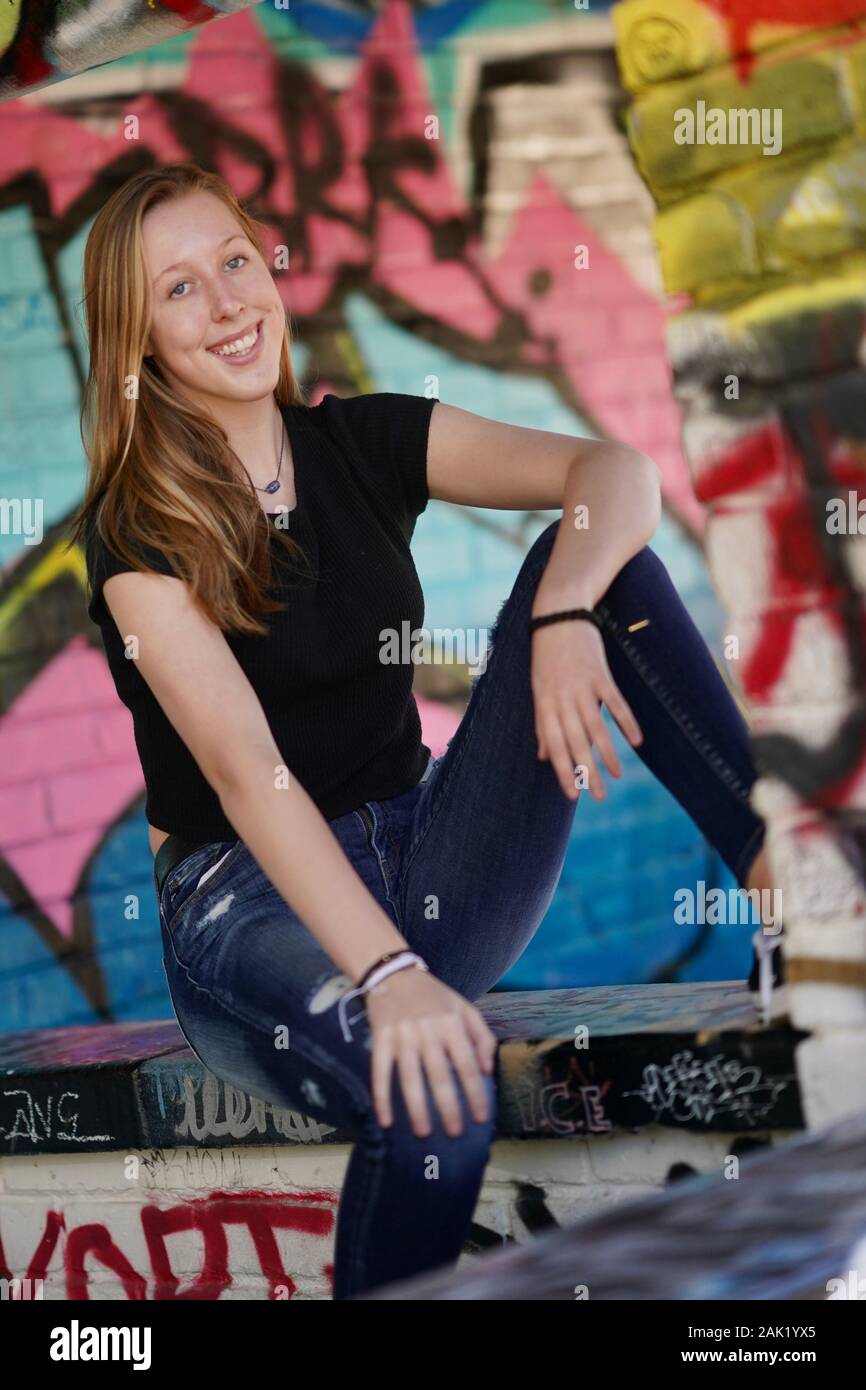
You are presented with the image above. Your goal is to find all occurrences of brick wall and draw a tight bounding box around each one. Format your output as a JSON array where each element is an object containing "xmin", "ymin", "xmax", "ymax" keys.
[
  {"xmin": 0, "ymin": 1126, "xmax": 787, "ymax": 1298},
  {"xmin": 0, "ymin": 0, "xmax": 752, "ymax": 1028},
  {"xmin": 613, "ymin": 0, "xmax": 866, "ymax": 1122}
]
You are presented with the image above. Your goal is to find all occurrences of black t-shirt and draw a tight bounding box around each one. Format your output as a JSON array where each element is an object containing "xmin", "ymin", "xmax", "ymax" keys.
[{"xmin": 84, "ymin": 391, "xmax": 439, "ymax": 840}]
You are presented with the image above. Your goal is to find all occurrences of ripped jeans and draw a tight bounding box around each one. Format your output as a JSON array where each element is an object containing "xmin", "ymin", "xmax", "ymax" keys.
[{"xmin": 154, "ymin": 520, "xmax": 767, "ymax": 1300}]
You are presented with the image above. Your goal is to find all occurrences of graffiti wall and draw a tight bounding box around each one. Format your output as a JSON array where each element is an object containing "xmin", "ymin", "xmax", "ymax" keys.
[
  {"xmin": 0, "ymin": 1, "xmax": 264, "ymax": 102},
  {"xmin": 0, "ymin": 1129, "xmax": 781, "ymax": 1300},
  {"xmin": 613, "ymin": 0, "xmax": 866, "ymax": 1121},
  {"xmin": 0, "ymin": 0, "xmax": 751, "ymax": 1032}
]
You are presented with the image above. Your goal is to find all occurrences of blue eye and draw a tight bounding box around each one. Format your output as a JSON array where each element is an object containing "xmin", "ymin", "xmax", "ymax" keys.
[
  {"xmin": 169, "ymin": 281, "xmax": 188, "ymax": 299},
  {"xmin": 226, "ymin": 255, "xmax": 247, "ymax": 270}
]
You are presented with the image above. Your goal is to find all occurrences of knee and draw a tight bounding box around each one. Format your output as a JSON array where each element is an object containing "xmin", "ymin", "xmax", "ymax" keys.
[
  {"xmin": 527, "ymin": 518, "xmax": 561, "ymax": 565},
  {"xmin": 507, "ymin": 519, "xmax": 561, "ymax": 606},
  {"xmin": 618, "ymin": 542, "xmax": 661, "ymax": 577},
  {"xmin": 426, "ymin": 1070, "xmax": 498, "ymax": 1179},
  {"xmin": 519, "ymin": 525, "xmax": 663, "ymax": 593},
  {"xmin": 597, "ymin": 543, "xmax": 666, "ymax": 612},
  {"xmin": 519, "ymin": 528, "xmax": 662, "ymax": 616},
  {"xmin": 367, "ymin": 1068, "xmax": 498, "ymax": 1172}
]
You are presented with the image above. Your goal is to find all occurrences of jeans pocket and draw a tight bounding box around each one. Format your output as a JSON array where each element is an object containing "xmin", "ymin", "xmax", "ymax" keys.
[{"xmin": 160, "ymin": 840, "xmax": 241, "ymax": 927}]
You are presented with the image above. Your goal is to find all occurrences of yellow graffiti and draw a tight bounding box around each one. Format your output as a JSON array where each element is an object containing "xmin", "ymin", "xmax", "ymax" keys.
[
  {"xmin": 0, "ymin": 0, "xmax": 23, "ymax": 63},
  {"xmin": 0, "ymin": 539, "xmax": 87, "ymax": 648},
  {"xmin": 628, "ymin": 32, "xmax": 864, "ymax": 205},
  {"xmin": 614, "ymin": 0, "xmax": 856, "ymax": 96},
  {"xmin": 654, "ymin": 135, "xmax": 866, "ymax": 301},
  {"xmin": 724, "ymin": 250, "xmax": 866, "ymax": 328},
  {"xmin": 614, "ymin": 0, "xmax": 716, "ymax": 93},
  {"xmin": 334, "ymin": 329, "xmax": 376, "ymax": 395}
]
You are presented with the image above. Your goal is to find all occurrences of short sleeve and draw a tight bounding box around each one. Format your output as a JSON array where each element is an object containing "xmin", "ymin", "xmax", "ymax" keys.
[
  {"xmin": 327, "ymin": 392, "xmax": 438, "ymax": 531},
  {"xmin": 84, "ymin": 512, "xmax": 178, "ymax": 627}
]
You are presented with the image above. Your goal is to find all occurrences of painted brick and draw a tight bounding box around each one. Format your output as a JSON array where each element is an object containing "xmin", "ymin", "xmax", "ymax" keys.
[
  {"xmin": 615, "ymin": 0, "xmax": 866, "ymax": 1125},
  {"xmin": 0, "ymin": 0, "xmax": 764, "ymax": 1051},
  {"xmin": 0, "ymin": 779, "xmax": 49, "ymax": 844},
  {"xmin": 0, "ymin": 713, "xmax": 103, "ymax": 783},
  {"xmin": 94, "ymin": 709, "xmax": 138, "ymax": 760},
  {"xmin": 46, "ymin": 765, "xmax": 140, "ymax": 833},
  {"xmin": 0, "ymin": 1125, "xmax": 792, "ymax": 1299}
]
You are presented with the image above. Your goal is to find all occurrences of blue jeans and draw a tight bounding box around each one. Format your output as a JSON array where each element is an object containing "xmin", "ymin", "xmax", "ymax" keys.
[{"xmin": 154, "ymin": 521, "xmax": 766, "ymax": 1299}]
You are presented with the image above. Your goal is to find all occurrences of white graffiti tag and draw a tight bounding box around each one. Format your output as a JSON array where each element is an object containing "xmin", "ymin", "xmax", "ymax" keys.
[{"xmin": 623, "ymin": 1051, "xmax": 788, "ymax": 1125}]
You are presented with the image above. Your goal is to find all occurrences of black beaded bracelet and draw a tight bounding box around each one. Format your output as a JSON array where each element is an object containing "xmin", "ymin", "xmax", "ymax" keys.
[{"xmin": 529, "ymin": 607, "xmax": 604, "ymax": 636}]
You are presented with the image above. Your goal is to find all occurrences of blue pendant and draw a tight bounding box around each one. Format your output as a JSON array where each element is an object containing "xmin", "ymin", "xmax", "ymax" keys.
[{"xmin": 264, "ymin": 480, "xmax": 280, "ymax": 494}]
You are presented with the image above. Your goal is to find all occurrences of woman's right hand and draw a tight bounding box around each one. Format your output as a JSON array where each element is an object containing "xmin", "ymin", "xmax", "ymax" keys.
[{"xmin": 363, "ymin": 966, "xmax": 497, "ymax": 1137}]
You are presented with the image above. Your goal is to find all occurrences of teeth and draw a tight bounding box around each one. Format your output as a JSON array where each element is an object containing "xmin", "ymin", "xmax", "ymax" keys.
[{"xmin": 211, "ymin": 324, "xmax": 259, "ymax": 356}]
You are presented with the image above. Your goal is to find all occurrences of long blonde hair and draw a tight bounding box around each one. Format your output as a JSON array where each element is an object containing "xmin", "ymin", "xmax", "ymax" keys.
[{"xmin": 67, "ymin": 162, "xmax": 311, "ymax": 636}]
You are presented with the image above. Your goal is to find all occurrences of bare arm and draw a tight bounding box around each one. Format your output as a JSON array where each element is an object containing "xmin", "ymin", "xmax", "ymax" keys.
[
  {"xmin": 103, "ymin": 567, "xmax": 407, "ymax": 982},
  {"xmin": 425, "ymin": 403, "xmax": 661, "ymax": 802},
  {"xmin": 427, "ymin": 402, "xmax": 661, "ymax": 603}
]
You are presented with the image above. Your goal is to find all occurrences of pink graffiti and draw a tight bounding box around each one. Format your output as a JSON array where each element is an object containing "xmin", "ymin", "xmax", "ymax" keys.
[
  {"xmin": 0, "ymin": 1, "xmax": 692, "ymax": 529},
  {"xmin": 0, "ymin": 644, "xmax": 457, "ymax": 945},
  {"xmin": 0, "ymin": 640, "xmax": 143, "ymax": 941}
]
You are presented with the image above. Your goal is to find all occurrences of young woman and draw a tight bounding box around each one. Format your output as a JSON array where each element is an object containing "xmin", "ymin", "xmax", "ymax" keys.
[{"xmin": 69, "ymin": 163, "xmax": 778, "ymax": 1300}]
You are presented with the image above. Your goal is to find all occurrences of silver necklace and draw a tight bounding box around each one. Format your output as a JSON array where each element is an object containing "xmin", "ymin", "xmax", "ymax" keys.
[{"xmin": 251, "ymin": 416, "xmax": 286, "ymax": 496}]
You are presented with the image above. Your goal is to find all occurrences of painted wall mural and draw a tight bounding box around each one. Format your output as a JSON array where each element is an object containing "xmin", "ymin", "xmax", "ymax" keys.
[
  {"xmin": 0, "ymin": 0, "xmax": 266, "ymax": 102},
  {"xmin": 0, "ymin": 0, "xmax": 753, "ymax": 1032},
  {"xmin": 613, "ymin": 0, "xmax": 866, "ymax": 1124}
]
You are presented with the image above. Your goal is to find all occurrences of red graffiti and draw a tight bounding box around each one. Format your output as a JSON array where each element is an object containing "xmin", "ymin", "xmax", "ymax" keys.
[
  {"xmin": 67, "ymin": 1224, "xmax": 148, "ymax": 1301},
  {"xmin": 700, "ymin": 418, "xmax": 866, "ymax": 808},
  {"xmin": 0, "ymin": 1189, "xmax": 337, "ymax": 1300},
  {"xmin": 700, "ymin": 0, "xmax": 866, "ymax": 78},
  {"xmin": 159, "ymin": 0, "xmax": 222, "ymax": 22}
]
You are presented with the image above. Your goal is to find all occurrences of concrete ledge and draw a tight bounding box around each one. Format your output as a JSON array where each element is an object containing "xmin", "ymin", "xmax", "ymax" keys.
[
  {"xmin": 0, "ymin": 985, "xmax": 810, "ymax": 1299},
  {"xmin": 0, "ymin": 983, "xmax": 805, "ymax": 1155}
]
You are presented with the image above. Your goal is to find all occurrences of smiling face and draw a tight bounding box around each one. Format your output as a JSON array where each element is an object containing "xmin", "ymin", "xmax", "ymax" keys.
[{"xmin": 141, "ymin": 189, "xmax": 285, "ymax": 409}]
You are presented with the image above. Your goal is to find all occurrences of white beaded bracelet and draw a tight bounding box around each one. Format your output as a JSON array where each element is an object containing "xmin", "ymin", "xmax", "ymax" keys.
[
  {"xmin": 364, "ymin": 953, "xmax": 429, "ymax": 992},
  {"xmin": 337, "ymin": 952, "xmax": 429, "ymax": 1042}
]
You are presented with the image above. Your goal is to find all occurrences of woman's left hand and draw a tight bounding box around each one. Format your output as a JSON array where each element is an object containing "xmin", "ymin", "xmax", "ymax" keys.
[{"xmin": 529, "ymin": 607, "xmax": 643, "ymax": 800}]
